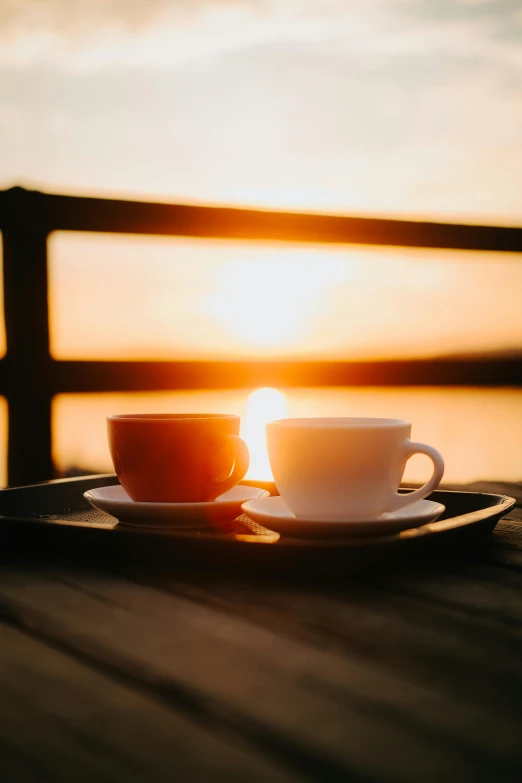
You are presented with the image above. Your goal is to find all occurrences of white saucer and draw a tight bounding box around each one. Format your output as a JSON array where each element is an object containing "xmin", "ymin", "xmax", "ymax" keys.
[
  {"xmin": 84, "ymin": 484, "xmax": 269, "ymax": 528},
  {"xmin": 241, "ymin": 496, "xmax": 446, "ymax": 538}
]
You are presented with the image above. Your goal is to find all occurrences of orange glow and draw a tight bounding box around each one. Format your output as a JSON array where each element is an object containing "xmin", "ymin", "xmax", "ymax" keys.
[
  {"xmin": 52, "ymin": 388, "xmax": 522, "ymax": 485},
  {"xmin": 206, "ymin": 252, "xmax": 352, "ymax": 353},
  {"xmin": 243, "ymin": 388, "xmax": 287, "ymax": 481},
  {"xmin": 2, "ymin": 3, "xmax": 522, "ymax": 490},
  {"xmin": 49, "ymin": 232, "xmax": 522, "ymax": 364}
]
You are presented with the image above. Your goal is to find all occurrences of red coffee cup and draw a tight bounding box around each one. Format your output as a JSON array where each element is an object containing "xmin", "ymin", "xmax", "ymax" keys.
[{"xmin": 107, "ymin": 413, "xmax": 250, "ymax": 503}]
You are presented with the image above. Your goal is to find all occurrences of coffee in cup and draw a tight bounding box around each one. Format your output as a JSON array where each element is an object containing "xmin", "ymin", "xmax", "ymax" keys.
[
  {"xmin": 266, "ymin": 417, "xmax": 444, "ymax": 521},
  {"xmin": 107, "ymin": 413, "xmax": 249, "ymax": 503}
]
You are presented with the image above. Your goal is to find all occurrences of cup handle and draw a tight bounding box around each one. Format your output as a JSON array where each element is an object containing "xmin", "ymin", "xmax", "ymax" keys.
[
  {"xmin": 387, "ymin": 441, "xmax": 444, "ymax": 512},
  {"xmin": 212, "ymin": 435, "xmax": 250, "ymax": 496}
]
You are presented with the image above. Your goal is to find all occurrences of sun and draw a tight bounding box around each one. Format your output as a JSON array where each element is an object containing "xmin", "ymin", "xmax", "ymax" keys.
[
  {"xmin": 208, "ymin": 257, "xmax": 306, "ymax": 351},
  {"xmin": 242, "ymin": 388, "xmax": 287, "ymax": 480},
  {"xmin": 206, "ymin": 250, "xmax": 351, "ymax": 355}
]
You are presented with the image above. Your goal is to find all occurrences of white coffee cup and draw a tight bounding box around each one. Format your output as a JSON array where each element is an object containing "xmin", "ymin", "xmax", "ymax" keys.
[{"xmin": 266, "ymin": 417, "xmax": 444, "ymax": 521}]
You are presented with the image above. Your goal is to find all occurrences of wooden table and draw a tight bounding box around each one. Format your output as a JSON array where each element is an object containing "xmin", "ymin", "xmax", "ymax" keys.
[{"xmin": 0, "ymin": 480, "xmax": 521, "ymax": 782}]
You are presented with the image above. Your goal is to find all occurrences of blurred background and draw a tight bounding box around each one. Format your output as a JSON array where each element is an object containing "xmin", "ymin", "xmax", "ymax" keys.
[{"xmin": 1, "ymin": 0, "xmax": 522, "ymax": 484}]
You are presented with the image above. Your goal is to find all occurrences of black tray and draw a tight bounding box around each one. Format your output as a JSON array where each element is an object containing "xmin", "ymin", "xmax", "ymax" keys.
[{"xmin": 0, "ymin": 474, "xmax": 516, "ymax": 574}]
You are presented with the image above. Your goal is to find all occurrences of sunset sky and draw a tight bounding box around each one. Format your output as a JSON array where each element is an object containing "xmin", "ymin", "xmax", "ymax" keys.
[
  {"xmin": 1, "ymin": 0, "xmax": 522, "ymax": 360},
  {"xmin": 1, "ymin": 1, "xmax": 522, "ymax": 483},
  {"xmin": 1, "ymin": 0, "xmax": 522, "ymax": 219}
]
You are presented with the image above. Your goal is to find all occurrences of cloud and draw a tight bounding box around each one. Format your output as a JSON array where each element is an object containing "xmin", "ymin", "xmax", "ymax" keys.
[
  {"xmin": 0, "ymin": 0, "xmax": 521, "ymax": 223},
  {"xmin": 0, "ymin": 0, "xmax": 265, "ymax": 67},
  {"xmin": 0, "ymin": 0, "xmax": 521, "ymax": 74},
  {"xmin": 0, "ymin": 0, "xmax": 237, "ymax": 31}
]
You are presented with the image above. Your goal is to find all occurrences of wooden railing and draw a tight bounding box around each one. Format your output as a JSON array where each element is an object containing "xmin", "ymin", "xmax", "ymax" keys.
[{"xmin": 1, "ymin": 185, "xmax": 522, "ymax": 485}]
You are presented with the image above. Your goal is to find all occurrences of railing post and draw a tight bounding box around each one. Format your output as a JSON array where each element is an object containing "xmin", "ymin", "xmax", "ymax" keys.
[{"xmin": 2, "ymin": 188, "xmax": 54, "ymax": 485}]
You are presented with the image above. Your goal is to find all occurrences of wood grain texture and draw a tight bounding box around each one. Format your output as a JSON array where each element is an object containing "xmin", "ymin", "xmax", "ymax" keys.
[
  {"xmin": 0, "ymin": 569, "xmax": 521, "ymax": 783},
  {"xmin": 126, "ymin": 564, "xmax": 522, "ymax": 715},
  {"xmin": 0, "ymin": 620, "xmax": 300, "ymax": 783}
]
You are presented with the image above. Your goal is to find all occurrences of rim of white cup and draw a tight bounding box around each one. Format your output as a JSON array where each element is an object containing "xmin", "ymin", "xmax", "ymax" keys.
[{"xmin": 267, "ymin": 417, "xmax": 411, "ymax": 428}]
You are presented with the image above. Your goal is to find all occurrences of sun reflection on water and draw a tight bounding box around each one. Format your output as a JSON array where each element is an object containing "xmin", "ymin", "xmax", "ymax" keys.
[{"xmin": 243, "ymin": 388, "xmax": 287, "ymax": 481}]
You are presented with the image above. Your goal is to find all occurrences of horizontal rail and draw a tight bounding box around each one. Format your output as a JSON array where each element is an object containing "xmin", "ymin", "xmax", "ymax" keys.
[
  {"xmin": 1, "ymin": 187, "xmax": 522, "ymax": 253},
  {"xmin": 0, "ymin": 358, "xmax": 519, "ymax": 394}
]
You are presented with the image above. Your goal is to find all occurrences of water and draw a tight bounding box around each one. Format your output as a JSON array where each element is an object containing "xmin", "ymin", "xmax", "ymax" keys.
[{"xmin": 50, "ymin": 387, "xmax": 522, "ymax": 485}]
